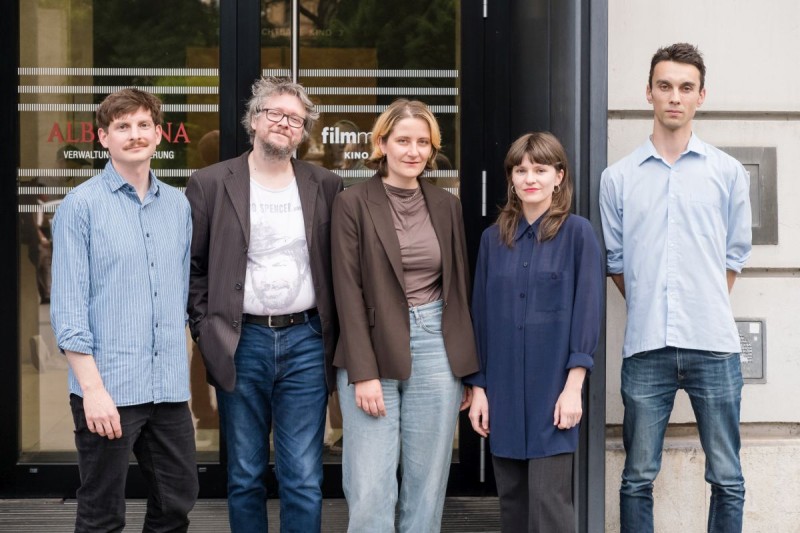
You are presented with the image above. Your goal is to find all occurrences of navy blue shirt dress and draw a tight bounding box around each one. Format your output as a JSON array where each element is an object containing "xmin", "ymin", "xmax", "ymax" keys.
[{"xmin": 465, "ymin": 214, "xmax": 604, "ymax": 459}]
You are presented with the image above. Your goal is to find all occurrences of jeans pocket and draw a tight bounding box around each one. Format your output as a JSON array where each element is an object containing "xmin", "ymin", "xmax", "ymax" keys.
[
  {"xmin": 306, "ymin": 314, "xmax": 323, "ymax": 337},
  {"xmin": 416, "ymin": 309, "xmax": 443, "ymax": 335}
]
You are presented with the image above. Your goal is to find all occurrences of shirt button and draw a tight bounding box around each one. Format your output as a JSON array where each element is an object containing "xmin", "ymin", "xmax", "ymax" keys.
[
  {"xmin": 242, "ymin": 246, "xmax": 248, "ymax": 253},
  {"xmin": 551, "ymin": 273, "xmax": 558, "ymax": 279},
  {"xmin": 523, "ymin": 262, "xmax": 528, "ymax": 267},
  {"xmin": 154, "ymin": 351, "xmax": 158, "ymax": 357},
  {"xmin": 146, "ymin": 233, "xmax": 150, "ymax": 237},
  {"xmin": 154, "ymin": 291, "xmax": 157, "ymax": 297},
  {"xmin": 520, "ymin": 293, "xmax": 525, "ymax": 298},
  {"xmin": 232, "ymin": 320, "xmax": 239, "ymax": 328},
  {"xmin": 150, "ymin": 262, "xmax": 154, "ymax": 267},
  {"xmin": 518, "ymin": 325, "xmax": 523, "ymax": 330},
  {"xmin": 235, "ymin": 283, "xmax": 243, "ymax": 290},
  {"xmin": 155, "ymin": 323, "xmax": 159, "ymax": 328}
]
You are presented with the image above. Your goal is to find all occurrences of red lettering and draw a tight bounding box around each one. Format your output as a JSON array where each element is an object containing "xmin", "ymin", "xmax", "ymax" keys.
[
  {"xmin": 46, "ymin": 121, "xmax": 190, "ymax": 144},
  {"xmin": 65, "ymin": 123, "xmax": 80, "ymax": 143},
  {"xmin": 172, "ymin": 122, "xmax": 190, "ymax": 143},
  {"xmin": 81, "ymin": 122, "xmax": 95, "ymax": 143},
  {"xmin": 47, "ymin": 123, "xmax": 65, "ymax": 143},
  {"xmin": 161, "ymin": 123, "xmax": 172, "ymax": 143}
]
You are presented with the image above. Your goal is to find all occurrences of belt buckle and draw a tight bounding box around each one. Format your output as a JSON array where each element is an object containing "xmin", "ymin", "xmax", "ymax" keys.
[{"xmin": 268, "ymin": 315, "xmax": 277, "ymax": 328}]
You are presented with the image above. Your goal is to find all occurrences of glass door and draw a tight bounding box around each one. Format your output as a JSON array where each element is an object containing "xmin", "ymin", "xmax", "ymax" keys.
[
  {"xmin": 7, "ymin": 0, "xmax": 485, "ymax": 497},
  {"xmin": 14, "ymin": 0, "xmax": 222, "ymax": 489},
  {"xmin": 265, "ymin": 0, "xmax": 482, "ymax": 494}
]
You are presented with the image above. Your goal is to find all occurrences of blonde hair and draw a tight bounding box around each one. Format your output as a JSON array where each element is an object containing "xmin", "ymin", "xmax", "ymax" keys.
[
  {"xmin": 497, "ymin": 132, "xmax": 573, "ymax": 246},
  {"xmin": 367, "ymin": 99, "xmax": 441, "ymax": 176}
]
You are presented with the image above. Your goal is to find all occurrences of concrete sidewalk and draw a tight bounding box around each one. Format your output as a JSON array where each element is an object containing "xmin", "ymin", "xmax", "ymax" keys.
[{"xmin": 0, "ymin": 497, "xmax": 501, "ymax": 532}]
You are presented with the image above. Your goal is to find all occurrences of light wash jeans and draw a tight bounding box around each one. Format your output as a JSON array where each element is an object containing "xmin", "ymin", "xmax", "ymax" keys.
[
  {"xmin": 620, "ymin": 346, "xmax": 745, "ymax": 533},
  {"xmin": 217, "ymin": 316, "xmax": 328, "ymax": 533},
  {"xmin": 337, "ymin": 300, "xmax": 462, "ymax": 533}
]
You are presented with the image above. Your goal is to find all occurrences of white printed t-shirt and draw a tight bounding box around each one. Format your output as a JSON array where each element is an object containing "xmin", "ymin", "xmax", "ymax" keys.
[{"xmin": 242, "ymin": 178, "xmax": 316, "ymax": 316}]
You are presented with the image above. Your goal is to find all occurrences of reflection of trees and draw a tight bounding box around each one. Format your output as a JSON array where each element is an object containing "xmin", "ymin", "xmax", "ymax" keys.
[
  {"xmin": 299, "ymin": 0, "xmax": 343, "ymax": 29},
  {"xmin": 309, "ymin": 0, "xmax": 456, "ymax": 70},
  {"xmin": 303, "ymin": 0, "xmax": 458, "ymax": 161},
  {"xmin": 94, "ymin": 0, "xmax": 218, "ymax": 72},
  {"xmin": 93, "ymin": 0, "xmax": 219, "ymax": 180}
]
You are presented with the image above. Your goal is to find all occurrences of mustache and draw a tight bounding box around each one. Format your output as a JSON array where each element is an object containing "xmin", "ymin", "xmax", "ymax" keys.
[{"xmin": 123, "ymin": 139, "xmax": 151, "ymax": 150}]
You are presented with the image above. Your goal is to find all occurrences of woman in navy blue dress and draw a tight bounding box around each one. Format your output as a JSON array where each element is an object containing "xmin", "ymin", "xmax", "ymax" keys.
[{"xmin": 466, "ymin": 132, "xmax": 603, "ymax": 533}]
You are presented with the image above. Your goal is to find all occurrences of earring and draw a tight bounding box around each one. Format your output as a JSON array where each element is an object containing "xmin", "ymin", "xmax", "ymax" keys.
[{"xmin": 554, "ymin": 184, "xmax": 561, "ymax": 193}]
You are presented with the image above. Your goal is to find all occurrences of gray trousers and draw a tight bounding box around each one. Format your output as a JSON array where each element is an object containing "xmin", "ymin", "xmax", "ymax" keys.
[{"xmin": 492, "ymin": 453, "xmax": 575, "ymax": 533}]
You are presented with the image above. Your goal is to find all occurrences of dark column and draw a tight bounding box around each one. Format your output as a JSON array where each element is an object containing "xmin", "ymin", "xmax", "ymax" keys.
[
  {"xmin": 220, "ymin": 0, "xmax": 261, "ymax": 160},
  {"xmin": 0, "ymin": 0, "xmax": 21, "ymax": 489},
  {"xmin": 481, "ymin": 1, "xmax": 608, "ymax": 531}
]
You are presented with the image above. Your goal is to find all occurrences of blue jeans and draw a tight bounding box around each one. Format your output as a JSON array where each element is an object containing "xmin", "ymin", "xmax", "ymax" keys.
[
  {"xmin": 337, "ymin": 300, "xmax": 462, "ymax": 533},
  {"xmin": 217, "ymin": 316, "xmax": 327, "ymax": 533},
  {"xmin": 620, "ymin": 347, "xmax": 745, "ymax": 533}
]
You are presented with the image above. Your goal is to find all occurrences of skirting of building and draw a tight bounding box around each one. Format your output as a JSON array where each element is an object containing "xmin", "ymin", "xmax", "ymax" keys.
[{"xmin": 605, "ymin": 424, "xmax": 800, "ymax": 532}]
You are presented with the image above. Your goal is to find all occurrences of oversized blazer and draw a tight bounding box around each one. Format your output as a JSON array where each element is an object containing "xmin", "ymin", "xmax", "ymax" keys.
[
  {"xmin": 331, "ymin": 174, "xmax": 479, "ymax": 383},
  {"xmin": 186, "ymin": 151, "xmax": 343, "ymax": 392}
]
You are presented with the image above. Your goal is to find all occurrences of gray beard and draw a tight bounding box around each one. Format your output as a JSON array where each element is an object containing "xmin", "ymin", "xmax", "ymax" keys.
[{"xmin": 257, "ymin": 137, "xmax": 295, "ymax": 160}]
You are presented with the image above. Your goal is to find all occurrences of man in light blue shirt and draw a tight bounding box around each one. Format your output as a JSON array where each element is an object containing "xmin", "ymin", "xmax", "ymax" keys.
[
  {"xmin": 51, "ymin": 89, "xmax": 197, "ymax": 532},
  {"xmin": 600, "ymin": 43, "xmax": 751, "ymax": 533}
]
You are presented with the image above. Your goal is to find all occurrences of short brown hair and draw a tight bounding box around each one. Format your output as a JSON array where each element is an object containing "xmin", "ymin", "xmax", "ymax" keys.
[
  {"xmin": 367, "ymin": 99, "xmax": 441, "ymax": 177},
  {"xmin": 649, "ymin": 43, "xmax": 706, "ymax": 90},
  {"xmin": 496, "ymin": 132, "xmax": 573, "ymax": 246},
  {"xmin": 96, "ymin": 88, "xmax": 163, "ymax": 131}
]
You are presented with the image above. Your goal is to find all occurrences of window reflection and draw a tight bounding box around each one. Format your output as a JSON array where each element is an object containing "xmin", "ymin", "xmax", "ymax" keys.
[{"xmin": 18, "ymin": 0, "xmax": 220, "ymax": 462}]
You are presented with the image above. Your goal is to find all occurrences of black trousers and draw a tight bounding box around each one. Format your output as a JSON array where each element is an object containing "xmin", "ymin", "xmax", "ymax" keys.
[
  {"xmin": 492, "ymin": 453, "xmax": 575, "ymax": 533},
  {"xmin": 70, "ymin": 395, "xmax": 199, "ymax": 533}
]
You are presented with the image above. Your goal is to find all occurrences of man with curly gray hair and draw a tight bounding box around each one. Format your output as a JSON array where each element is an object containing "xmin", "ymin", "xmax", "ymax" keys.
[{"xmin": 187, "ymin": 77, "xmax": 342, "ymax": 532}]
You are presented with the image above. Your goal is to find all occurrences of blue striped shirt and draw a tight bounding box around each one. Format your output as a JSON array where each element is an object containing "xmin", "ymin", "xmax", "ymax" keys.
[
  {"xmin": 51, "ymin": 162, "xmax": 192, "ymax": 406},
  {"xmin": 600, "ymin": 134, "xmax": 752, "ymax": 358}
]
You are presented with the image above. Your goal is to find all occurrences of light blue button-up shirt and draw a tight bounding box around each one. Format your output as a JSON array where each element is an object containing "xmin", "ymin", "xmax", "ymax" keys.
[
  {"xmin": 600, "ymin": 134, "xmax": 752, "ymax": 357},
  {"xmin": 51, "ymin": 162, "xmax": 192, "ymax": 406}
]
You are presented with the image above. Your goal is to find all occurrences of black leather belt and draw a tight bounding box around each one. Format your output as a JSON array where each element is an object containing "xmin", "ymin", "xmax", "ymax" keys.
[{"xmin": 243, "ymin": 308, "xmax": 318, "ymax": 328}]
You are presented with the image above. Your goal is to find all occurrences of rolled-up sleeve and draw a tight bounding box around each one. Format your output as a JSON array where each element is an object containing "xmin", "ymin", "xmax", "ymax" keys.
[
  {"xmin": 726, "ymin": 162, "xmax": 752, "ymax": 273},
  {"xmin": 599, "ymin": 168, "xmax": 624, "ymax": 274},
  {"xmin": 50, "ymin": 194, "xmax": 94, "ymax": 355}
]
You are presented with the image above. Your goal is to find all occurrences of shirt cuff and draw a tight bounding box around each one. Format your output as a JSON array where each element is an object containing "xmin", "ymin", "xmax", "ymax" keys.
[
  {"xmin": 726, "ymin": 259, "xmax": 746, "ymax": 273},
  {"xmin": 566, "ymin": 352, "xmax": 594, "ymax": 372},
  {"xmin": 57, "ymin": 332, "xmax": 94, "ymax": 356},
  {"xmin": 463, "ymin": 371, "xmax": 486, "ymax": 389}
]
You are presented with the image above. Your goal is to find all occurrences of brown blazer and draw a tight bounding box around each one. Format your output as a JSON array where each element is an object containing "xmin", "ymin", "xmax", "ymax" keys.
[
  {"xmin": 186, "ymin": 152, "xmax": 343, "ymax": 392},
  {"xmin": 331, "ymin": 174, "xmax": 479, "ymax": 383}
]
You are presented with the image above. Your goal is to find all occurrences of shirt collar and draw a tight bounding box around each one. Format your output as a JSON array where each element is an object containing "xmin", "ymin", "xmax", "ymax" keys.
[
  {"xmin": 513, "ymin": 214, "xmax": 544, "ymax": 242},
  {"xmin": 102, "ymin": 161, "xmax": 160, "ymax": 197},
  {"xmin": 636, "ymin": 132, "xmax": 707, "ymax": 166}
]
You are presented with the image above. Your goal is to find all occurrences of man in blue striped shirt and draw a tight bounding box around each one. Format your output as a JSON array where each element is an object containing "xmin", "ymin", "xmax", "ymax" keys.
[{"xmin": 51, "ymin": 88, "xmax": 198, "ymax": 532}]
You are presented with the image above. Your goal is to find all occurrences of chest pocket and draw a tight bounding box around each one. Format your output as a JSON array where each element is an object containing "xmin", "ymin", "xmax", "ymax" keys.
[{"xmin": 534, "ymin": 271, "xmax": 568, "ymax": 312}]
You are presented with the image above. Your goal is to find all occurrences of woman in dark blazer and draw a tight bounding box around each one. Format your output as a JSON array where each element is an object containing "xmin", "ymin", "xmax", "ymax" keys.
[{"xmin": 331, "ymin": 99, "xmax": 478, "ymax": 533}]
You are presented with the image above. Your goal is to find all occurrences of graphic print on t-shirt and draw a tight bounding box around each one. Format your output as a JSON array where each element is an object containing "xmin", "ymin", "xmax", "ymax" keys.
[{"xmin": 243, "ymin": 179, "xmax": 315, "ymax": 315}]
